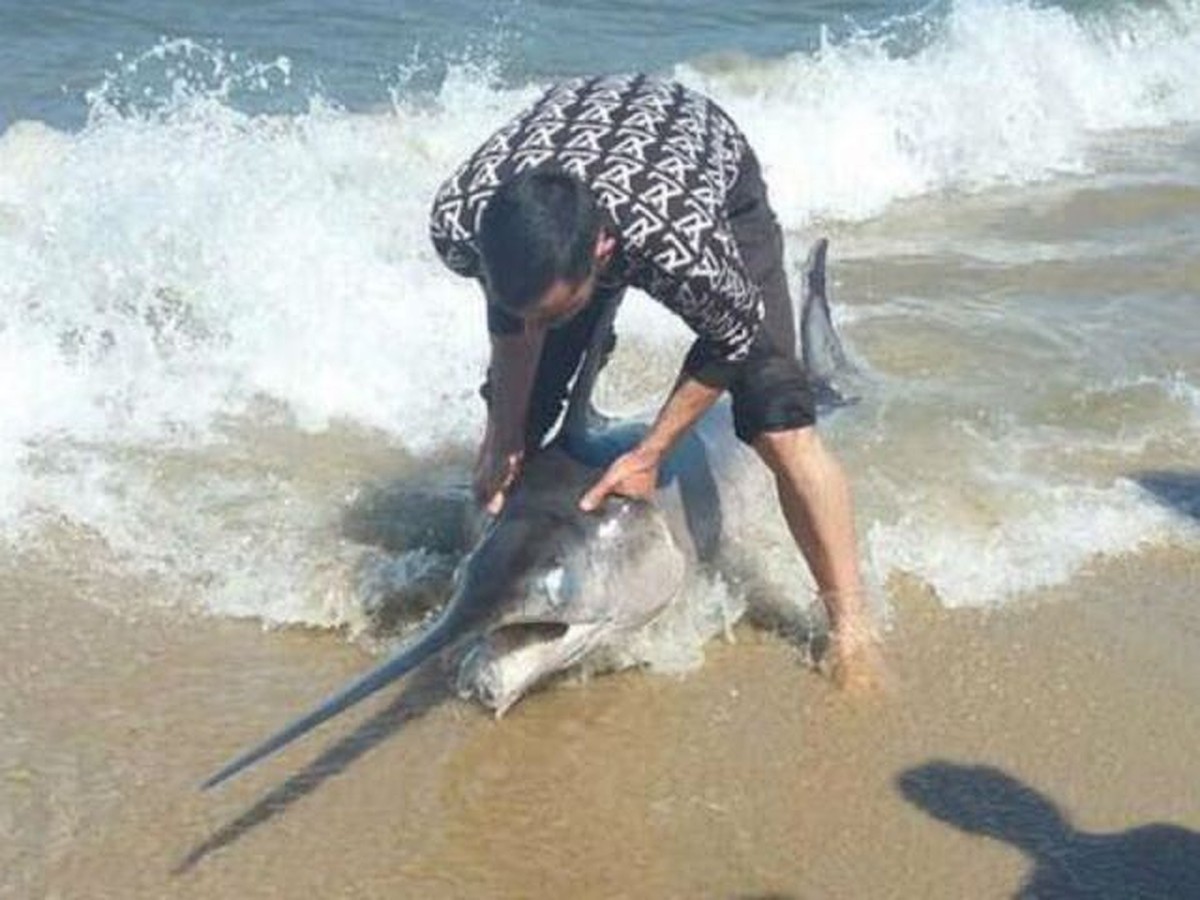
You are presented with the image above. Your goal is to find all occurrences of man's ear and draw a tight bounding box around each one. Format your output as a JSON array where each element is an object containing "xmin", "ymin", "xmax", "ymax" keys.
[{"xmin": 594, "ymin": 229, "xmax": 617, "ymax": 265}]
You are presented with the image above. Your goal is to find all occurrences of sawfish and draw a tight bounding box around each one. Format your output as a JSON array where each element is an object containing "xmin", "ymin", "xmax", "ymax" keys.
[{"xmin": 202, "ymin": 238, "xmax": 851, "ymax": 789}]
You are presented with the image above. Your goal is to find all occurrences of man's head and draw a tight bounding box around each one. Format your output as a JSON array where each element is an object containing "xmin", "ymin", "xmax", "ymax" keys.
[{"xmin": 480, "ymin": 168, "xmax": 616, "ymax": 330}]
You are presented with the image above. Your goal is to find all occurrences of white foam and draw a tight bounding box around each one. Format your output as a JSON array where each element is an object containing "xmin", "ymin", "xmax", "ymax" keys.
[
  {"xmin": 680, "ymin": 0, "xmax": 1200, "ymax": 226},
  {"xmin": 1167, "ymin": 370, "xmax": 1200, "ymax": 419},
  {"xmin": 866, "ymin": 476, "xmax": 1194, "ymax": 608},
  {"xmin": 598, "ymin": 572, "xmax": 750, "ymax": 676}
]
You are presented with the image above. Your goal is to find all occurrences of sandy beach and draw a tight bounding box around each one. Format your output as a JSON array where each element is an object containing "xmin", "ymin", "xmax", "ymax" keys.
[{"xmin": 4, "ymin": 540, "xmax": 1197, "ymax": 900}]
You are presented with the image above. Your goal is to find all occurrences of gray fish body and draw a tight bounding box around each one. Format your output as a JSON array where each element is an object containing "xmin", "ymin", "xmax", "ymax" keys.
[
  {"xmin": 457, "ymin": 400, "xmax": 763, "ymax": 715},
  {"xmin": 202, "ymin": 239, "xmax": 846, "ymax": 789}
]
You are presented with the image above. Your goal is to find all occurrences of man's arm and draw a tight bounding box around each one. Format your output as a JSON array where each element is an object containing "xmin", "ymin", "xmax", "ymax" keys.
[
  {"xmin": 579, "ymin": 372, "xmax": 722, "ymax": 511},
  {"xmin": 476, "ymin": 326, "xmax": 545, "ymax": 513}
]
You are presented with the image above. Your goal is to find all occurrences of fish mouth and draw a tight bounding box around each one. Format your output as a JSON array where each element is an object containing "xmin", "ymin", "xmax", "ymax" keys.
[{"xmin": 456, "ymin": 620, "xmax": 607, "ymax": 717}]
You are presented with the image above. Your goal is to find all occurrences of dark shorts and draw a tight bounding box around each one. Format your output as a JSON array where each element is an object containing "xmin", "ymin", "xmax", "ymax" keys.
[{"xmin": 485, "ymin": 152, "xmax": 815, "ymax": 449}]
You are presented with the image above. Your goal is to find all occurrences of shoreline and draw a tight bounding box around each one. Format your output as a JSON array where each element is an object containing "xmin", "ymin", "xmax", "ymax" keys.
[{"xmin": 3, "ymin": 541, "xmax": 1199, "ymax": 898}]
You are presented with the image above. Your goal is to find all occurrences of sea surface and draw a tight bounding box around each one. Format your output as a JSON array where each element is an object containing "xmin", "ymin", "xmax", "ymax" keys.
[{"xmin": 3, "ymin": 0, "xmax": 1197, "ymax": 631}]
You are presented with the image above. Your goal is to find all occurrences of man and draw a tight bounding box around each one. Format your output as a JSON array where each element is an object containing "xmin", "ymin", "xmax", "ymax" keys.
[{"xmin": 430, "ymin": 74, "xmax": 884, "ymax": 691}]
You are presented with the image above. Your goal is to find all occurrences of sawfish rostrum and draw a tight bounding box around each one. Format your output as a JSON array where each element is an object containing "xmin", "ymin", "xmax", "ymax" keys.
[{"xmin": 202, "ymin": 238, "xmax": 849, "ymax": 789}]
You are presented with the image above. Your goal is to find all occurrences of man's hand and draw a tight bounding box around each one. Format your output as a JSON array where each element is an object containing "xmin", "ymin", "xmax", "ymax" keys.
[
  {"xmin": 579, "ymin": 445, "xmax": 660, "ymax": 511},
  {"xmin": 578, "ymin": 374, "xmax": 720, "ymax": 514},
  {"xmin": 474, "ymin": 327, "xmax": 544, "ymax": 514},
  {"xmin": 474, "ymin": 439, "xmax": 524, "ymax": 515}
]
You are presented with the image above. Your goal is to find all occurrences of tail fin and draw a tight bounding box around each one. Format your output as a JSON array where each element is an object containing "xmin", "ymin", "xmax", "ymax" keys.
[{"xmin": 799, "ymin": 238, "xmax": 857, "ymax": 408}]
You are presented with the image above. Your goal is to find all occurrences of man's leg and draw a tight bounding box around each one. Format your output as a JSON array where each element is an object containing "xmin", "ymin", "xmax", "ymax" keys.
[
  {"xmin": 751, "ymin": 426, "xmax": 864, "ymax": 621},
  {"xmin": 726, "ymin": 339, "xmax": 882, "ymax": 688},
  {"xmin": 726, "ymin": 152, "xmax": 884, "ymax": 690},
  {"xmin": 752, "ymin": 426, "xmax": 885, "ymax": 692},
  {"xmin": 726, "ymin": 151, "xmax": 857, "ymax": 600}
]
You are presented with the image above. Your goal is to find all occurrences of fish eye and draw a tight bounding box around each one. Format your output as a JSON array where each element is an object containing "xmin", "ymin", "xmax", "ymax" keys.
[
  {"xmin": 593, "ymin": 497, "xmax": 648, "ymax": 540},
  {"xmin": 532, "ymin": 564, "xmax": 580, "ymax": 608}
]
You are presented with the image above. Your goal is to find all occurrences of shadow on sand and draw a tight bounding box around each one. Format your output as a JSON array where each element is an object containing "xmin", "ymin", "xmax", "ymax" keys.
[
  {"xmin": 174, "ymin": 662, "xmax": 450, "ymax": 876},
  {"xmin": 899, "ymin": 760, "xmax": 1200, "ymax": 898},
  {"xmin": 1131, "ymin": 470, "xmax": 1200, "ymax": 524}
]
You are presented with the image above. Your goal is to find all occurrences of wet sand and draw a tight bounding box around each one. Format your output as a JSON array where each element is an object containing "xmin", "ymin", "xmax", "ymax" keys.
[{"xmin": 3, "ymin": 543, "xmax": 1199, "ymax": 899}]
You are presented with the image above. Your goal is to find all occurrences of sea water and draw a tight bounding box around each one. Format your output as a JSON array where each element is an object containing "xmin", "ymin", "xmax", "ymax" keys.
[{"xmin": 1, "ymin": 0, "xmax": 1197, "ymax": 651}]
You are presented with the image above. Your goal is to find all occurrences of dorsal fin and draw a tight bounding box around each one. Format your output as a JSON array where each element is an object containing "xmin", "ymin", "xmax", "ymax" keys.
[{"xmin": 799, "ymin": 238, "xmax": 857, "ymax": 407}]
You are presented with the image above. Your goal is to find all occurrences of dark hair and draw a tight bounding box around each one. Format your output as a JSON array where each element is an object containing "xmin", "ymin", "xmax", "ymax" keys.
[{"xmin": 479, "ymin": 167, "xmax": 602, "ymax": 315}]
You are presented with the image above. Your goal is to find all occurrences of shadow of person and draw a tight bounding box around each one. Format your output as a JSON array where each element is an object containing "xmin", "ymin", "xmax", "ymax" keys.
[
  {"xmin": 898, "ymin": 761, "xmax": 1200, "ymax": 898},
  {"xmin": 1131, "ymin": 471, "xmax": 1200, "ymax": 524},
  {"xmin": 174, "ymin": 660, "xmax": 451, "ymax": 876}
]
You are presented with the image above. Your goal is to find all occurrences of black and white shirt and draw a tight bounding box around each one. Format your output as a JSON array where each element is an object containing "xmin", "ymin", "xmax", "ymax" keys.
[{"xmin": 428, "ymin": 74, "xmax": 764, "ymax": 365}]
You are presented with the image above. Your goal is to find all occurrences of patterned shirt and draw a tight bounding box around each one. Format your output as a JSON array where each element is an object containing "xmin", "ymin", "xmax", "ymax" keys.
[{"xmin": 428, "ymin": 74, "xmax": 764, "ymax": 365}]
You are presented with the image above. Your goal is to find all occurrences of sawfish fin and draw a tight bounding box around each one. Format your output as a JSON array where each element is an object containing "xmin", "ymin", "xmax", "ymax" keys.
[
  {"xmin": 201, "ymin": 601, "xmax": 469, "ymax": 790},
  {"xmin": 799, "ymin": 238, "xmax": 858, "ymax": 409}
]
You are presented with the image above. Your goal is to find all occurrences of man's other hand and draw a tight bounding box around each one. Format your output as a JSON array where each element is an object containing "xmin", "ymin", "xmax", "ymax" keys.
[
  {"xmin": 474, "ymin": 440, "xmax": 524, "ymax": 515},
  {"xmin": 579, "ymin": 445, "xmax": 660, "ymax": 511}
]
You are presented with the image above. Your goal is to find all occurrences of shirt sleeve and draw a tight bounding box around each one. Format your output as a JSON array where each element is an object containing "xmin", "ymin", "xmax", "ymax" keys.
[
  {"xmin": 429, "ymin": 177, "xmax": 523, "ymax": 335},
  {"xmin": 428, "ymin": 175, "xmax": 483, "ymax": 279},
  {"xmin": 638, "ymin": 225, "xmax": 765, "ymax": 389},
  {"xmin": 676, "ymin": 280, "xmax": 764, "ymax": 388}
]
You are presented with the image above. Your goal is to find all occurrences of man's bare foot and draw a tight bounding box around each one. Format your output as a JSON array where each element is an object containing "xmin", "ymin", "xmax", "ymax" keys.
[{"xmin": 825, "ymin": 618, "xmax": 893, "ymax": 696}]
